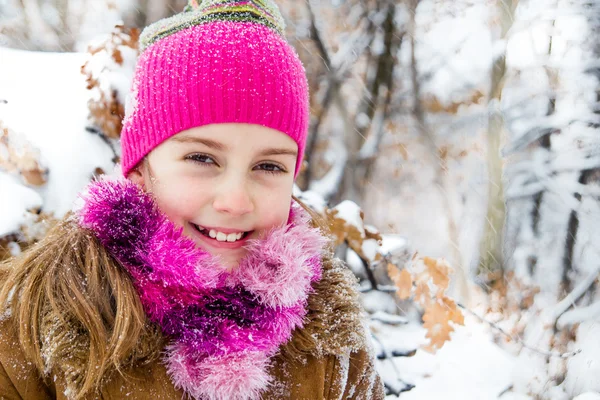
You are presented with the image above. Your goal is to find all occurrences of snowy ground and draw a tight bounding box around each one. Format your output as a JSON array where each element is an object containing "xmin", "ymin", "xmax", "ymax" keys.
[{"xmin": 380, "ymin": 318, "xmax": 515, "ymax": 400}]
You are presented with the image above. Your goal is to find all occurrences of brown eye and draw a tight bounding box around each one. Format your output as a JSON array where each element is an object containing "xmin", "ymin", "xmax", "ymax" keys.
[
  {"xmin": 254, "ymin": 163, "xmax": 285, "ymax": 174},
  {"xmin": 185, "ymin": 154, "xmax": 217, "ymax": 166}
]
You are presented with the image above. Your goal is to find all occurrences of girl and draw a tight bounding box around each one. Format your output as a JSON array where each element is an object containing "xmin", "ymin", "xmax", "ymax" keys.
[{"xmin": 0, "ymin": 1, "xmax": 384, "ymax": 399}]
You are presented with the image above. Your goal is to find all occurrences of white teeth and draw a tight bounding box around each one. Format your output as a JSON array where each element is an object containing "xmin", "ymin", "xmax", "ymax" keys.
[{"xmin": 201, "ymin": 227, "xmax": 245, "ymax": 242}]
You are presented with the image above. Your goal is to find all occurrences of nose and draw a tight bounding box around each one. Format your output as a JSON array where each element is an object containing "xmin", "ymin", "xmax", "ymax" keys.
[{"xmin": 212, "ymin": 174, "xmax": 255, "ymax": 216}]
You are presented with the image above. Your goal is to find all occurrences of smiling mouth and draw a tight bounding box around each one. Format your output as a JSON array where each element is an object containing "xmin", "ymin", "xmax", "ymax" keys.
[{"xmin": 191, "ymin": 224, "xmax": 252, "ymax": 243}]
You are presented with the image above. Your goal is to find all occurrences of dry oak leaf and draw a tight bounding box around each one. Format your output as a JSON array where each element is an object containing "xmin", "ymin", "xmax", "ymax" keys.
[
  {"xmin": 325, "ymin": 208, "xmax": 367, "ymax": 259},
  {"xmin": 423, "ymin": 256, "xmax": 450, "ymax": 291},
  {"xmin": 422, "ymin": 301, "xmax": 456, "ymax": 352},
  {"xmin": 414, "ymin": 281, "xmax": 431, "ymax": 307},
  {"xmin": 325, "ymin": 208, "xmax": 348, "ymax": 246},
  {"xmin": 388, "ymin": 263, "xmax": 412, "ymax": 300},
  {"xmin": 441, "ymin": 297, "xmax": 465, "ymax": 326}
]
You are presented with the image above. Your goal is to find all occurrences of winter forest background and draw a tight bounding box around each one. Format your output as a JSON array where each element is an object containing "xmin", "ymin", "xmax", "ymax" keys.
[{"xmin": 1, "ymin": 0, "xmax": 600, "ymax": 398}]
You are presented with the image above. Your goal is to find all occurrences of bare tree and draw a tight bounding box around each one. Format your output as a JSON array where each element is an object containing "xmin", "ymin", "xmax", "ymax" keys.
[
  {"xmin": 300, "ymin": 0, "xmax": 402, "ymax": 207},
  {"xmin": 502, "ymin": 0, "xmax": 600, "ymax": 393},
  {"xmin": 478, "ymin": 0, "xmax": 518, "ymax": 274}
]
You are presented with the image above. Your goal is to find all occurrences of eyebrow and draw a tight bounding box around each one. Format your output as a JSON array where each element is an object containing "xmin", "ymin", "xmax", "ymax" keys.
[
  {"xmin": 171, "ymin": 135, "xmax": 297, "ymax": 157},
  {"xmin": 171, "ymin": 136, "xmax": 227, "ymax": 151},
  {"xmin": 257, "ymin": 148, "xmax": 298, "ymax": 157}
]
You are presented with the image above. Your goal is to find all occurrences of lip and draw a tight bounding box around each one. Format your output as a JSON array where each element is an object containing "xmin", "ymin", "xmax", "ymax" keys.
[
  {"xmin": 197, "ymin": 225, "xmax": 248, "ymax": 235},
  {"xmin": 189, "ymin": 223, "xmax": 253, "ymax": 250}
]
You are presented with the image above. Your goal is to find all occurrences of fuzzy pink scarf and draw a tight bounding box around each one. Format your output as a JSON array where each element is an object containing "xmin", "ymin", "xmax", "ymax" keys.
[{"xmin": 77, "ymin": 179, "xmax": 327, "ymax": 400}]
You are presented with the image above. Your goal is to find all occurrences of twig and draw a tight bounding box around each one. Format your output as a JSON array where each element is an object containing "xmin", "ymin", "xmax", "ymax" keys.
[
  {"xmin": 356, "ymin": 246, "xmax": 380, "ymax": 291},
  {"xmin": 558, "ymin": 301, "xmax": 600, "ymax": 328},
  {"xmin": 371, "ymin": 333, "xmax": 415, "ymax": 396},
  {"xmin": 553, "ymin": 265, "xmax": 600, "ymax": 324},
  {"xmin": 458, "ymin": 303, "xmax": 582, "ymax": 359},
  {"xmin": 359, "ymin": 285, "xmax": 397, "ymax": 294},
  {"xmin": 306, "ymin": 1, "xmax": 331, "ymax": 70},
  {"xmin": 498, "ymin": 385, "xmax": 514, "ymax": 397},
  {"xmin": 302, "ymin": 0, "xmax": 335, "ymax": 186},
  {"xmin": 85, "ymin": 126, "xmax": 119, "ymax": 164}
]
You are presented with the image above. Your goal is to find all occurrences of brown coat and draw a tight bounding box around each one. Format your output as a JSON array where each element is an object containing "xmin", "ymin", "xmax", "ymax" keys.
[{"xmin": 0, "ymin": 254, "xmax": 384, "ymax": 399}]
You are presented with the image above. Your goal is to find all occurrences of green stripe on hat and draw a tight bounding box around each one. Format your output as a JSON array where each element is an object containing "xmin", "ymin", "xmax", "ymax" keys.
[{"xmin": 140, "ymin": 0, "xmax": 286, "ymax": 53}]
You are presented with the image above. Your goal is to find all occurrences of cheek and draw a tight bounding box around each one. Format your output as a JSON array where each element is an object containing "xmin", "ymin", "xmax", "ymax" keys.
[
  {"xmin": 253, "ymin": 190, "xmax": 292, "ymax": 231},
  {"xmin": 149, "ymin": 177, "xmax": 210, "ymax": 223}
]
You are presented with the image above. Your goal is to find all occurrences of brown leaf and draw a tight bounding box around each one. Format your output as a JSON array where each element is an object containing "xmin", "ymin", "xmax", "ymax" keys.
[
  {"xmin": 364, "ymin": 225, "xmax": 382, "ymax": 243},
  {"xmin": 422, "ymin": 301, "xmax": 455, "ymax": 352},
  {"xmin": 387, "ymin": 263, "xmax": 412, "ymax": 300},
  {"xmin": 82, "ymin": 25, "xmax": 140, "ymax": 140},
  {"xmin": 442, "ymin": 297, "xmax": 465, "ymax": 326},
  {"xmin": 414, "ymin": 281, "xmax": 431, "ymax": 307},
  {"xmin": 396, "ymin": 268, "xmax": 413, "ymax": 300},
  {"xmin": 93, "ymin": 167, "xmax": 105, "ymax": 177},
  {"xmin": 325, "ymin": 208, "xmax": 347, "ymax": 246},
  {"xmin": 21, "ymin": 169, "xmax": 46, "ymax": 186},
  {"xmin": 423, "ymin": 257, "xmax": 450, "ymax": 291},
  {"xmin": 325, "ymin": 206, "xmax": 368, "ymax": 260},
  {"xmin": 422, "ymin": 90, "xmax": 485, "ymax": 114}
]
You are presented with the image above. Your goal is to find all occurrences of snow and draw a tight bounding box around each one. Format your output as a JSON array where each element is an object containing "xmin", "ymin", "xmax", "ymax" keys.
[
  {"xmin": 370, "ymin": 311, "xmax": 408, "ymax": 325},
  {"xmin": 292, "ymin": 186, "xmax": 328, "ymax": 214},
  {"xmin": 361, "ymin": 291, "xmax": 398, "ymax": 315},
  {"xmin": 84, "ymin": 40, "xmax": 137, "ymax": 115},
  {"xmin": 405, "ymin": 0, "xmax": 492, "ymax": 106},
  {"xmin": 376, "ymin": 317, "xmax": 515, "ymax": 400},
  {"xmin": 563, "ymin": 322, "xmax": 600, "ymax": 395},
  {"xmin": 346, "ymin": 248, "xmax": 367, "ymax": 279},
  {"xmin": 0, "ymin": 172, "xmax": 42, "ymax": 236},
  {"xmin": 0, "ymin": 46, "xmax": 115, "ymax": 219},
  {"xmin": 379, "ymin": 234, "xmax": 408, "ymax": 256},
  {"xmin": 333, "ymin": 200, "xmax": 364, "ymax": 235},
  {"xmin": 308, "ymin": 142, "xmax": 348, "ymax": 200},
  {"xmin": 573, "ymin": 394, "xmax": 600, "ymax": 400},
  {"xmin": 362, "ymin": 238, "xmax": 379, "ymax": 263}
]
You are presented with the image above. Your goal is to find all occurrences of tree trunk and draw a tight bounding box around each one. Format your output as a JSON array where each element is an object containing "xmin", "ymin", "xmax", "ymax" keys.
[{"xmin": 477, "ymin": 0, "xmax": 517, "ymax": 274}]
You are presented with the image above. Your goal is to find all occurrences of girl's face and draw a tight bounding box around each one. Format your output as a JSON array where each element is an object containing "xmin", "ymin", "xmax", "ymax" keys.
[{"xmin": 128, "ymin": 123, "xmax": 297, "ymax": 269}]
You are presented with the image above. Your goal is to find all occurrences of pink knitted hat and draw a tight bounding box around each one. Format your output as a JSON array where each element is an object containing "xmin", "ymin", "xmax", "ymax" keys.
[{"xmin": 121, "ymin": 0, "xmax": 309, "ymax": 177}]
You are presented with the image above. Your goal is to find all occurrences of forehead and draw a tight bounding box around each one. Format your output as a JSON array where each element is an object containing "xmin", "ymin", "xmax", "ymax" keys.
[{"xmin": 168, "ymin": 123, "xmax": 298, "ymax": 153}]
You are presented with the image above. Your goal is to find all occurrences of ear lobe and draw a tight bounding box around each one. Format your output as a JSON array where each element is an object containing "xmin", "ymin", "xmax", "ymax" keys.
[{"xmin": 127, "ymin": 167, "xmax": 146, "ymax": 189}]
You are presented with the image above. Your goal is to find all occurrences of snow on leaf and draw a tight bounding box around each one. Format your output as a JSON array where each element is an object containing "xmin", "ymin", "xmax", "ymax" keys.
[
  {"xmin": 326, "ymin": 200, "xmax": 384, "ymax": 263},
  {"xmin": 0, "ymin": 122, "xmax": 48, "ymax": 186},
  {"xmin": 414, "ymin": 281, "xmax": 431, "ymax": 307},
  {"xmin": 423, "ymin": 256, "xmax": 450, "ymax": 291},
  {"xmin": 81, "ymin": 24, "xmax": 140, "ymax": 140},
  {"xmin": 442, "ymin": 297, "xmax": 465, "ymax": 326}
]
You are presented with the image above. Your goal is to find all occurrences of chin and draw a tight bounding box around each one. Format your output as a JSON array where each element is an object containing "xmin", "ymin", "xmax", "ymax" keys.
[
  {"xmin": 219, "ymin": 253, "xmax": 244, "ymax": 269},
  {"xmin": 200, "ymin": 243, "xmax": 245, "ymax": 269}
]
